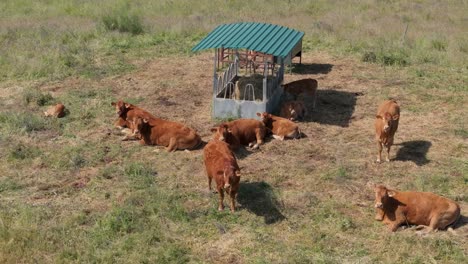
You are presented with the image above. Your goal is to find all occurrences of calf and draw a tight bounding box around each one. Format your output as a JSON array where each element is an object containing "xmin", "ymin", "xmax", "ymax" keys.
[
  {"xmin": 133, "ymin": 117, "xmax": 202, "ymax": 152},
  {"xmin": 44, "ymin": 103, "xmax": 66, "ymax": 118},
  {"xmin": 375, "ymin": 100, "xmax": 400, "ymax": 163},
  {"xmin": 210, "ymin": 119, "xmax": 266, "ymax": 150},
  {"xmin": 370, "ymin": 184, "xmax": 460, "ymax": 233},
  {"xmin": 281, "ymin": 78, "xmax": 318, "ymax": 109},
  {"xmin": 280, "ymin": 100, "xmax": 306, "ymax": 121},
  {"xmin": 257, "ymin": 112, "xmax": 300, "ymax": 140},
  {"xmin": 111, "ymin": 100, "xmax": 155, "ymax": 140},
  {"xmin": 203, "ymin": 140, "xmax": 241, "ymax": 212}
]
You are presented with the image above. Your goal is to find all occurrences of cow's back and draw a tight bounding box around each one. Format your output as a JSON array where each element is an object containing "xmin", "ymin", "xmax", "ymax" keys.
[
  {"xmin": 283, "ymin": 79, "xmax": 318, "ymax": 96},
  {"xmin": 375, "ymin": 100, "xmax": 400, "ymax": 137},
  {"xmin": 204, "ymin": 140, "xmax": 237, "ymax": 176},
  {"xmin": 229, "ymin": 119, "xmax": 265, "ymax": 145}
]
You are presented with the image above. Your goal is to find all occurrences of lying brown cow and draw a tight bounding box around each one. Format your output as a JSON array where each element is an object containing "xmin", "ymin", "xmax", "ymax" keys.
[
  {"xmin": 375, "ymin": 99, "xmax": 400, "ymax": 163},
  {"xmin": 203, "ymin": 140, "xmax": 241, "ymax": 212},
  {"xmin": 370, "ymin": 183, "xmax": 460, "ymax": 233},
  {"xmin": 111, "ymin": 100, "xmax": 155, "ymax": 140},
  {"xmin": 210, "ymin": 119, "xmax": 266, "ymax": 150},
  {"xmin": 280, "ymin": 100, "xmax": 306, "ymax": 121},
  {"xmin": 281, "ymin": 78, "xmax": 318, "ymax": 109},
  {"xmin": 257, "ymin": 112, "xmax": 300, "ymax": 140},
  {"xmin": 44, "ymin": 103, "xmax": 66, "ymax": 118},
  {"xmin": 133, "ymin": 117, "xmax": 202, "ymax": 152}
]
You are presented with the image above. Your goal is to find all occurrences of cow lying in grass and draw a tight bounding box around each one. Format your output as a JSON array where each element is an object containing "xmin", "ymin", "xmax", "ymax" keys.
[
  {"xmin": 132, "ymin": 117, "xmax": 202, "ymax": 152},
  {"xmin": 203, "ymin": 139, "xmax": 241, "ymax": 212},
  {"xmin": 111, "ymin": 100, "xmax": 155, "ymax": 140},
  {"xmin": 257, "ymin": 112, "xmax": 300, "ymax": 140},
  {"xmin": 44, "ymin": 103, "xmax": 66, "ymax": 118},
  {"xmin": 280, "ymin": 100, "xmax": 306, "ymax": 121},
  {"xmin": 370, "ymin": 183, "xmax": 460, "ymax": 234},
  {"xmin": 210, "ymin": 119, "xmax": 266, "ymax": 150}
]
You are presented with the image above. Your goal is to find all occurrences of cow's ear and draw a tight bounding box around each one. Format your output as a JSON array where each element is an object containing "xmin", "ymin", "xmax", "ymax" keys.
[
  {"xmin": 210, "ymin": 127, "xmax": 218, "ymax": 133},
  {"xmin": 256, "ymin": 112, "xmax": 261, "ymax": 117},
  {"xmin": 376, "ymin": 115, "xmax": 382, "ymax": 119},
  {"xmin": 387, "ymin": 190, "xmax": 395, "ymax": 197},
  {"xmin": 143, "ymin": 118, "xmax": 149, "ymax": 123},
  {"xmin": 392, "ymin": 114, "xmax": 399, "ymax": 121},
  {"xmin": 125, "ymin": 103, "xmax": 131, "ymax": 108},
  {"xmin": 111, "ymin": 102, "xmax": 116, "ymax": 106},
  {"xmin": 235, "ymin": 170, "xmax": 241, "ymax": 177}
]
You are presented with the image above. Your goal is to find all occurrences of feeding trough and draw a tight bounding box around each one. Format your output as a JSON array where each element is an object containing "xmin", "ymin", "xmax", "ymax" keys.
[{"xmin": 192, "ymin": 22, "xmax": 304, "ymax": 119}]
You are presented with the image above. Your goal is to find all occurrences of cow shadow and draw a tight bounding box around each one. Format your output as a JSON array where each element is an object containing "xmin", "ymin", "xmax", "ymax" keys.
[
  {"xmin": 394, "ymin": 140, "xmax": 431, "ymax": 166},
  {"xmin": 305, "ymin": 89, "xmax": 360, "ymax": 127},
  {"xmin": 238, "ymin": 181, "xmax": 286, "ymax": 224},
  {"xmin": 290, "ymin": 63, "xmax": 333, "ymax": 75}
]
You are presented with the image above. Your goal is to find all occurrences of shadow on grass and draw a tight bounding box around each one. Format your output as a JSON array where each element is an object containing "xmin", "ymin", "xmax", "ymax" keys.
[
  {"xmin": 238, "ymin": 181, "xmax": 286, "ymax": 224},
  {"xmin": 306, "ymin": 89, "xmax": 360, "ymax": 127},
  {"xmin": 290, "ymin": 63, "xmax": 333, "ymax": 75},
  {"xmin": 394, "ymin": 140, "xmax": 431, "ymax": 166},
  {"xmin": 453, "ymin": 214, "xmax": 468, "ymax": 230}
]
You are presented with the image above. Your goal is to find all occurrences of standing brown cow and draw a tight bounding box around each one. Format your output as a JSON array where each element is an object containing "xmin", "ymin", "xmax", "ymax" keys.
[
  {"xmin": 375, "ymin": 100, "xmax": 400, "ymax": 163},
  {"xmin": 133, "ymin": 117, "xmax": 202, "ymax": 152},
  {"xmin": 210, "ymin": 119, "xmax": 266, "ymax": 150},
  {"xmin": 257, "ymin": 112, "xmax": 300, "ymax": 140},
  {"xmin": 203, "ymin": 140, "xmax": 241, "ymax": 212},
  {"xmin": 370, "ymin": 183, "xmax": 461, "ymax": 233},
  {"xmin": 281, "ymin": 78, "xmax": 318, "ymax": 110}
]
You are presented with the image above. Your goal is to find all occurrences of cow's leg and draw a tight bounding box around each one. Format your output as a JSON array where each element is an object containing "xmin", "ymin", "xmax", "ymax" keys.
[
  {"xmin": 166, "ymin": 138, "xmax": 178, "ymax": 152},
  {"xmin": 376, "ymin": 142, "xmax": 383, "ymax": 163},
  {"xmin": 252, "ymin": 128, "xmax": 264, "ymax": 149},
  {"xmin": 218, "ymin": 188, "xmax": 225, "ymax": 211},
  {"xmin": 273, "ymin": 134, "xmax": 285, "ymax": 141},
  {"xmin": 208, "ymin": 176, "xmax": 212, "ymax": 191},
  {"xmin": 385, "ymin": 144, "xmax": 391, "ymax": 162},
  {"xmin": 229, "ymin": 191, "xmax": 237, "ymax": 212}
]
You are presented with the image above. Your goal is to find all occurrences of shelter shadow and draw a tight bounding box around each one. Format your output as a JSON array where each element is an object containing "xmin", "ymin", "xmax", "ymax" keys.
[
  {"xmin": 395, "ymin": 140, "xmax": 431, "ymax": 166},
  {"xmin": 290, "ymin": 63, "xmax": 333, "ymax": 75},
  {"xmin": 238, "ymin": 181, "xmax": 286, "ymax": 224},
  {"xmin": 306, "ymin": 89, "xmax": 359, "ymax": 127}
]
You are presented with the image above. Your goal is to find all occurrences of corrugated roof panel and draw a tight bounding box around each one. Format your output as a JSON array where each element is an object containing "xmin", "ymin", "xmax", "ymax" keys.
[{"xmin": 192, "ymin": 22, "xmax": 304, "ymax": 58}]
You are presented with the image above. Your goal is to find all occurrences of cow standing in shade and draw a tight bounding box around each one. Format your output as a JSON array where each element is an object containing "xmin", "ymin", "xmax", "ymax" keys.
[
  {"xmin": 375, "ymin": 99, "xmax": 400, "ymax": 163},
  {"xmin": 203, "ymin": 140, "xmax": 241, "ymax": 212}
]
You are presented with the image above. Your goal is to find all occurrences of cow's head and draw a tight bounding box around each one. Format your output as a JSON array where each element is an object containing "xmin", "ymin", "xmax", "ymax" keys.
[
  {"xmin": 376, "ymin": 112, "xmax": 399, "ymax": 133},
  {"xmin": 256, "ymin": 112, "xmax": 272, "ymax": 123},
  {"xmin": 288, "ymin": 105, "xmax": 298, "ymax": 121},
  {"xmin": 111, "ymin": 101, "xmax": 132, "ymax": 116},
  {"xmin": 132, "ymin": 117, "xmax": 149, "ymax": 136},
  {"xmin": 210, "ymin": 124, "xmax": 231, "ymax": 142},
  {"xmin": 223, "ymin": 161, "xmax": 240, "ymax": 190},
  {"xmin": 370, "ymin": 183, "xmax": 396, "ymax": 209}
]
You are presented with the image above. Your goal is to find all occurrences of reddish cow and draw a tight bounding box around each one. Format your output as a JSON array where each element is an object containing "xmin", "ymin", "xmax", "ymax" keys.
[
  {"xmin": 133, "ymin": 117, "xmax": 202, "ymax": 152},
  {"xmin": 280, "ymin": 100, "xmax": 306, "ymax": 121},
  {"xmin": 375, "ymin": 100, "xmax": 400, "ymax": 163},
  {"xmin": 370, "ymin": 184, "xmax": 460, "ymax": 233},
  {"xmin": 210, "ymin": 119, "xmax": 266, "ymax": 150},
  {"xmin": 281, "ymin": 78, "xmax": 318, "ymax": 109},
  {"xmin": 111, "ymin": 100, "xmax": 156, "ymax": 140},
  {"xmin": 203, "ymin": 140, "xmax": 241, "ymax": 212},
  {"xmin": 44, "ymin": 103, "xmax": 66, "ymax": 118},
  {"xmin": 257, "ymin": 112, "xmax": 300, "ymax": 140}
]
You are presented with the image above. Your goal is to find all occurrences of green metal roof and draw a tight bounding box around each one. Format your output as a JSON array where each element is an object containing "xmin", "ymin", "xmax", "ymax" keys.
[{"xmin": 192, "ymin": 22, "xmax": 304, "ymax": 58}]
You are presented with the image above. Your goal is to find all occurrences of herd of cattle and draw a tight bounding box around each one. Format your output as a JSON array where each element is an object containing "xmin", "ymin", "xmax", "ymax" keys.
[{"xmin": 44, "ymin": 78, "xmax": 462, "ymax": 234}]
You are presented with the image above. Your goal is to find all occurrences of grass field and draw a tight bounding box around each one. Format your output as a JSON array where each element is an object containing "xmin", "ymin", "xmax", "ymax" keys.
[{"xmin": 0, "ymin": 0, "xmax": 467, "ymax": 263}]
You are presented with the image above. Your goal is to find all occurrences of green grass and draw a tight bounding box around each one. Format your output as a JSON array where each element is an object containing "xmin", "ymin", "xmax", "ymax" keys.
[{"xmin": 0, "ymin": 0, "xmax": 467, "ymax": 263}]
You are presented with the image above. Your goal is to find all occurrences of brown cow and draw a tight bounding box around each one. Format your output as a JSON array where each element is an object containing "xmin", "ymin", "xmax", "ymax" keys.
[
  {"xmin": 133, "ymin": 117, "xmax": 202, "ymax": 152},
  {"xmin": 281, "ymin": 78, "xmax": 318, "ymax": 109},
  {"xmin": 203, "ymin": 140, "xmax": 241, "ymax": 212},
  {"xmin": 257, "ymin": 112, "xmax": 300, "ymax": 140},
  {"xmin": 44, "ymin": 103, "xmax": 66, "ymax": 118},
  {"xmin": 370, "ymin": 183, "xmax": 461, "ymax": 233},
  {"xmin": 280, "ymin": 100, "xmax": 306, "ymax": 121},
  {"xmin": 375, "ymin": 100, "xmax": 400, "ymax": 163},
  {"xmin": 210, "ymin": 119, "xmax": 266, "ymax": 150},
  {"xmin": 111, "ymin": 100, "xmax": 156, "ymax": 140}
]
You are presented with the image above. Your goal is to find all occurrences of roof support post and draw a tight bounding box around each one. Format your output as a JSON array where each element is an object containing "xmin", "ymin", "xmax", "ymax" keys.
[{"xmin": 263, "ymin": 60, "xmax": 268, "ymax": 102}]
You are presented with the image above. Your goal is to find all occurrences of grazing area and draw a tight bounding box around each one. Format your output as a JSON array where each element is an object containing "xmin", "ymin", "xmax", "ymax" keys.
[{"xmin": 0, "ymin": 0, "xmax": 467, "ymax": 263}]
